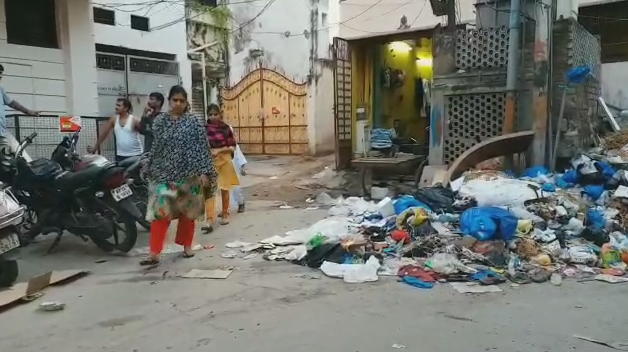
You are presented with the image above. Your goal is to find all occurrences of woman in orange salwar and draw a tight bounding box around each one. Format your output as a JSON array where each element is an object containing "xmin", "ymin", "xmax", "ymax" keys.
[{"xmin": 140, "ymin": 85, "xmax": 217, "ymax": 266}]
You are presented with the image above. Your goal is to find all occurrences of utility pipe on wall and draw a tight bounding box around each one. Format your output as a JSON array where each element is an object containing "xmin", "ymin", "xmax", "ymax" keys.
[{"xmin": 503, "ymin": 0, "xmax": 521, "ymax": 135}]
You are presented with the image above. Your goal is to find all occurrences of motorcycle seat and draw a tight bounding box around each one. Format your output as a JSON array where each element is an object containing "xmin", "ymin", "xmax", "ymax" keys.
[
  {"xmin": 54, "ymin": 167, "xmax": 106, "ymax": 189},
  {"xmin": 25, "ymin": 158, "xmax": 64, "ymax": 179},
  {"xmin": 117, "ymin": 156, "xmax": 140, "ymax": 169}
]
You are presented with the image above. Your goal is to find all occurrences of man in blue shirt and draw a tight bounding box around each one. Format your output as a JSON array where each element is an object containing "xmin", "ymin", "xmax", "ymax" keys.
[{"xmin": 0, "ymin": 64, "xmax": 40, "ymax": 160}]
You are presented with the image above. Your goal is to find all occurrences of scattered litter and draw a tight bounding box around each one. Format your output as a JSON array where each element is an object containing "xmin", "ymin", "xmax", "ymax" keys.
[
  {"xmin": 449, "ymin": 282, "xmax": 503, "ymax": 294},
  {"xmin": 221, "ymin": 251, "xmax": 237, "ymax": 259},
  {"xmin": 391, "ymin": 344, "xmax": 406, "ymax": 349},
  {"xmin": 182, "ymin": 269, "xmax": 233, "ymax": 280},
  {"xmin": 225, "ymin": 240, "xmax": 250, "ymax": 249},
  {"xmin": 573, "ymin": 334, "xmax": 628, "ymax": 351},
  {"xmin": 269, "ymin": 176, "xmax": 278, "ymax": 180},
  {"xmin": 594, "ymin": 274, "xmax": 628, "ymax": 284},
  {"xmin": 38, "ymin": 301, "xmax": 65, "ymax": 312},
  {"xmin": 242, "ymin": 253, "xmax": 258, "ymax": 260}
]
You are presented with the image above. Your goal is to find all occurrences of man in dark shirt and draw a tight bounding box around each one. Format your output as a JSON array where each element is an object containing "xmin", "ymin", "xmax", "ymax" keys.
[{"xmin": 138, "ymin": 92, "xmax": 164, "ymax": 152}]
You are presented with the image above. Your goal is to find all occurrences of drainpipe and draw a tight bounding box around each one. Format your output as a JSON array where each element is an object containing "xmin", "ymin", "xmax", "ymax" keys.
[{"xmin": 503, "ymin": 0, "xmax": 521, "ymax": 136}]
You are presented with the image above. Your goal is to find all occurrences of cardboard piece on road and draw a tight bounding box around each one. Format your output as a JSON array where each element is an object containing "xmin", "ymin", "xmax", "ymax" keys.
[
  {"xmin": 0, "ymin": 270, "xmax": 89, "ymax": 309},
  {"xmin": 182, "ymin": 268, "xmax": 233, "ymax": 280}
]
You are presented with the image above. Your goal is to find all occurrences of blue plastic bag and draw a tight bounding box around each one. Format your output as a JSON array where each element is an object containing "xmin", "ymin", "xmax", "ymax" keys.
[
  {"xmin": 562, "ymin": 170, "xmax": 579, "ymax": 184},
  {"xmin": 522, "ymin": 166, "xmax": 549, "ymax": 179},
  {"xmin": 596, "ymin": 162, "xmax": 615, "ymax": 179},
  {"xmin": 583, "ymin": 185, "xmax": 605, "ymax": 201},
  {"xmin": 542, "ymin": 183, "xmax": 556, "ymax": 192},
  {"xmin": 460, "ymin": 207, "xmax": 518, "ymax": 242},
  {"xmin": 393, "ymin": 195, "xmax": 431, "ymax": 215},
  {"xmin": 586, "ymin": 209, "xmax": 605, "ymax": 230}
]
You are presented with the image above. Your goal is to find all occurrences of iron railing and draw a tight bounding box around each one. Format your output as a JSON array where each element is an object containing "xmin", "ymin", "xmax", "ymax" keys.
[{"xmin": 5, "ymin": 114, "xmax": 117, "ymax": 160}]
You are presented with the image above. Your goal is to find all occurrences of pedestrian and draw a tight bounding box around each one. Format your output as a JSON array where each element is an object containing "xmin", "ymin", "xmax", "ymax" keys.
[
  {"xmin": 138, "ymin": 92, "xmax": 165, "ymax": 152},
  {"xmin": 140, "ymin": 85, "xmax": 217, "ymax": 266},
  {"xmin": 202, "ymin": 103, "xmax": 239, "ymax": 233},
  {"xmin": 88, "ymin": 97, "xmax": 143, "ymax": 162},
  {"xmin": 0, "ymin": 64, "xmax": 39, "ymax": 161}
]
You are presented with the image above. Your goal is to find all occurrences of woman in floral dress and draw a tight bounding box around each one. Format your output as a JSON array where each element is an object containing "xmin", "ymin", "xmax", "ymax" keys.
[{"xmin": 140, "ymin": 85, "xmax": 217, "ymax": 266}]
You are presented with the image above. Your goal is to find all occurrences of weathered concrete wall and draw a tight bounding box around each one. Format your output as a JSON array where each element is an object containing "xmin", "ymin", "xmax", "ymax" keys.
[{"xmin": 551, "ymin": 18, "xmax": 601, "ymax": 158}]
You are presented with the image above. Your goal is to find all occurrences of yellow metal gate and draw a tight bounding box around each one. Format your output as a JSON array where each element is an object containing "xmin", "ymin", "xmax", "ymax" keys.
[{"xmin": 221, "ymin": 67, "xmax": 308, "ymax": 155}]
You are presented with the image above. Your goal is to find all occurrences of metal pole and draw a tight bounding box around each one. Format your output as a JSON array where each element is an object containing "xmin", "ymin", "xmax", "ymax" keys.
[
  {"xmin": 531, "ymin": 0, "xmax": 552, "ymax": 165},
  {"xmin": 503, "ymin": 0, "xmax": 521, "ymax": 135},
  {"xmin": 201, "ymin": 52, "xmax": 208, "ymax": 121}
]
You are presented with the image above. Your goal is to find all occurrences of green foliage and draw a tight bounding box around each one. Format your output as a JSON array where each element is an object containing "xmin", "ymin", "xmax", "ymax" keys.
[{"xmin": 191, "ymin": 0, "xmax": 231, "ymax": 49}]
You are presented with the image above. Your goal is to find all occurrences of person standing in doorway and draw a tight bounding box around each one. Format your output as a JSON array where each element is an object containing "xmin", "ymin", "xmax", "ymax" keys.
[
  {"xmin": 88, "ymin": 98, "xmax": 143, "ymax": 162},
  {"xmin": 0, "ymin": 64, "xmax": 40, "ymax": 161},
  {"xmin": 138, "ymin": 92, "xmax": 165, "ymax": 152}
]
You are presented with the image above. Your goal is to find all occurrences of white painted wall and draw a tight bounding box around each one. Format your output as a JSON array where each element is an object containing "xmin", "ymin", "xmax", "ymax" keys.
[
  {"xmin": 0, "ymin": 0, "xmax": 98, "ymax": 116},
  {"xmin": 601, "ymin": 62, "xmax": 628, "ymax": 109},
  {"xmin": 338, "ymin": 0, "xmax": 477, "ymax": 38},
  {"xmin": 92, "ymin": 0, "xmax": 192, "ymax": 93},
  {"xmin": 228, "ymin": 0, "xmax": 314, "ymax": 82}
]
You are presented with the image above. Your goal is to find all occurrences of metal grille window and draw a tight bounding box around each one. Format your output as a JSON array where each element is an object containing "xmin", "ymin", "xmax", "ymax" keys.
[
  {"xmin": 96, "ymin": 53, "xmax": 126, "ymax": 71},
  {"xmin": 130, "ymin": 15, "xmax": 150, "ymax": 31},
  {"xmin": 5, "ymin": 0, "xmax": 58, "ymax": 49},
  {"xmin": 93, "ymin": 7, "xmax": 116, "ymax": 26},
  {"xmin": 129, "ymin": 57, "xmax": 179, "ymax": 75}
]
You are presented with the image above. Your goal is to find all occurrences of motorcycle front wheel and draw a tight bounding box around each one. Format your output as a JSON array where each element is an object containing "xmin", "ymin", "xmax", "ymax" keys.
[{"xmin": 94, "ymin": 198, "xmax": 139, "ymax": 253}]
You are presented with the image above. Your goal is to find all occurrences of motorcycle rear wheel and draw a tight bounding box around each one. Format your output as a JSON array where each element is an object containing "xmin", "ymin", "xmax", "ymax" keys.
[{"xmin": 0, "ymin": 259, "xmax": 19, "ymax": 287}]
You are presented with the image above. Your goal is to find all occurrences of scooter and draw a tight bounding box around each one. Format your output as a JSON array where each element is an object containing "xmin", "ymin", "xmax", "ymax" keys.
[{"xmin": 0, "ymin": 184, "xmax": 25, "ymax": 287}]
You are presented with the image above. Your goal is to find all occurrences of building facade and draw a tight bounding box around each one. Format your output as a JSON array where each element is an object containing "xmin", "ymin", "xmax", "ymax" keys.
[
  {"xmin": 1, "ymin": 0, "xmax": 98, "ymax": 116},
  {"xmin": 91, "ymin": 0, "xmax": 191, "ymax": 116}
]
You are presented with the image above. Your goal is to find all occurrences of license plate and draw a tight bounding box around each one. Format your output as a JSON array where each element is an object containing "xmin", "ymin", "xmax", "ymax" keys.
[
  {"xmin": 0, "ymin": 233, "xmax": 19, "ymax": 254},
  {"xmin": 111, "ymin": 184, "xmax": 133, "ymax": 201}
]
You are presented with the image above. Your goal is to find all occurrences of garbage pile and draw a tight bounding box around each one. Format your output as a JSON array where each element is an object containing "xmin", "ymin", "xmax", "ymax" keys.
[{"xmin": 231, "ymin": 152, "xmax": 628, "ymax": 291}]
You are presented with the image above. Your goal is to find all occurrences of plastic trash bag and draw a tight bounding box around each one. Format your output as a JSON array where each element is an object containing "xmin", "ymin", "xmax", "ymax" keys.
[
  {"xmin": 460, "ymin": 207, "xmax": 518, "ymax": 241},
  {"xmin": 413, "ymin": 186, "xmax": 455, "ymax": 213},
  {"xmin": 522, "ymin": 166, "xmax": 549, "ymax": 179},
  {"xmin": 582, "ymin": 185, "xmax": 605, "ymax": 201},
  {"xmin": 393, "ymin": 195, "xmax": 430, "ymax": 215},
  {"xmin": 586, "ymin": 209, "xmax": 605, "ymax": 229},
  {"xmin": 395, "ymin": 206, "xmax": 429, "ymax": 229},
  {"xmin": 320, "ymin": 256, "xmax": 380, "ymax": 283}
]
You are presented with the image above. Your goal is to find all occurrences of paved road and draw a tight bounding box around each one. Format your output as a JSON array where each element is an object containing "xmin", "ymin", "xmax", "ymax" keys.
[{"xmin": 0, "ymin": 207, "xmax": 625, "ymax": 352}]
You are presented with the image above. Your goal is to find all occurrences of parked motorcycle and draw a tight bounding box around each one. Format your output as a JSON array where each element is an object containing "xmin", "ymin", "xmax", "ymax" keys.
[
  {"xmin": 118, "ymin": 154, "xmax": 150, "ymax": 231},
  {"xmin": 0, "ymin": 132, "xmax": 141, "ymax": 253},
  {"xmin": 0, "ymin": 185, "xmax": 25, "ymax": 287},
  {"xmin": 51, "ymin": 130, "xmax": 150, "ymax": 231}
]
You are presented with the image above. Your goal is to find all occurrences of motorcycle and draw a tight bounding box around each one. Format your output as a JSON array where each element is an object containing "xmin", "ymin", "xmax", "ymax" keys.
[
  {"xmin": 51, "ymin": 130, "xmax": 151, "ymax": 231},
  {"xmin": 0, "ymin": 185, "xmax": 25, "ymax": 287},
  {"xmin": 0, "ymin": 132, "xmax": 141, "ymax": 253}
]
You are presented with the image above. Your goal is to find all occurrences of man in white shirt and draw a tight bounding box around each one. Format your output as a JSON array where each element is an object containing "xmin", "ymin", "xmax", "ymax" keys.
[{"xmin": 88, "ymin": 98, "xmax": 143, "ymax": 162}]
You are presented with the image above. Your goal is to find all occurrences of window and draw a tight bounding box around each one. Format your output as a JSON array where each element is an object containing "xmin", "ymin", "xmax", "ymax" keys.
[
  {"xmin": 93, "ymin": 7, "xmax": 116, "ymax": 26},
  {"xmin": 130, "ymin": 15, "xmax": 150, "ymax": 31},
  {"xmin": 5, "ymin": 0, "xmax": 58, "ymax": 48}
]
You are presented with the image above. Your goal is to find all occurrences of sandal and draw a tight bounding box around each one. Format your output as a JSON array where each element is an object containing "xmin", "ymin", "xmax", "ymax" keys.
[
  {"xmin": 182, "ymin": 252, "xmax": 195, "ymax": 258},
  {"xmin": 220, "ymin": 219, "xmax": 230, "ymax": 225},
  {"xmin": 140, "ymin": 257, "xmax": 160, "ymax": 266},
  {"xmin": 201, "ymin": 225, "xmax": 214, "ymax": 234}
]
